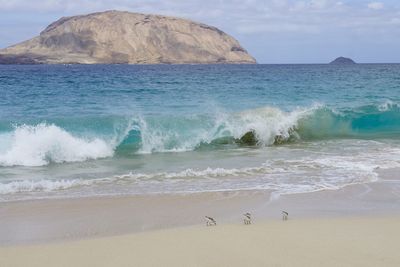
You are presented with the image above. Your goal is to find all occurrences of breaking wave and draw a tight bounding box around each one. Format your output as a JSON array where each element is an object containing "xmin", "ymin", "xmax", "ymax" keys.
[
  {"xmin": 0, "ymin": 124, "xmax": 113, "ymax": 166},
  {"xmin": 0, "ymin": 102, "xmax": 399, "ymax": 167}
]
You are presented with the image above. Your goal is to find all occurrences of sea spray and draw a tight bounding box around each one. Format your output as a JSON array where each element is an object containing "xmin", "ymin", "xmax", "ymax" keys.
[{"xmin": 0, "ymin": 124, "xmax": 113, "ymax": 166}]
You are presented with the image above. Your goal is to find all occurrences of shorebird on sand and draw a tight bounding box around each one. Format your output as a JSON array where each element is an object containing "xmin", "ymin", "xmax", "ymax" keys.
[
  {"xmin": 205, "ymin": 216, "xmax": 217, "ymax": 226},
  {"xmin": 243, "ymin": 213, "xmax": 251, "ymax": 225},
  {"xmin": 282, "ymin": 211, "xmax": 288, "ymax": 221}
]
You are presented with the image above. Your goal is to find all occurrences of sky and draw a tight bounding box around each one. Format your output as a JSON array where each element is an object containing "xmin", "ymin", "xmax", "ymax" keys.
[{"xmin": 0, "ymin": 0, "xmax": 399, "ymax": 63}]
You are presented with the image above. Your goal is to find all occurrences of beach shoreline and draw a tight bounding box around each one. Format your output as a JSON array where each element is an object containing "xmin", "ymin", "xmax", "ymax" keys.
[
  {"xmin": 1, "ymin": 167, "xmax": 399, "ymax": 246},
  {"xmin": 1, "ymin": 169, "xmax": 400, "ymax": 266}
]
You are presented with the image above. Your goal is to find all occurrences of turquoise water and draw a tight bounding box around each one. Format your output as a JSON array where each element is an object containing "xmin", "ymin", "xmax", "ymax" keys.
[{"xmin": 0, "ymin": 64, "xmax": 399, "ymax": 201}]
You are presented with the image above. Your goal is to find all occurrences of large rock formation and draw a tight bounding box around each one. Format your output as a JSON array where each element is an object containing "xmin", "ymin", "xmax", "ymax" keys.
[
  {"xmin": 0, "ymin": 10, "xmax": 256, "ymax": 64},
  {"xmin": 329, "ymin": 57, "xmax": 356, "ymax": 65}
]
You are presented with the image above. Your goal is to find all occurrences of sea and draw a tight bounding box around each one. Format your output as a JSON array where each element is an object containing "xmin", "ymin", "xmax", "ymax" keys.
[{"xmin": 1, "ymin": 64, "xmax": 399, "ymax": 202}]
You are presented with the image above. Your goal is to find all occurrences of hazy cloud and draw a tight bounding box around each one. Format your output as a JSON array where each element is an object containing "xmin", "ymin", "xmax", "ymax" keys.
[
  {"xmin": 0, "ymin": 1, "xmax": 397, "ymax": 33},
  {"xmin": 367, "ymin": 2, "xmax": 384, "ymax": 10}
]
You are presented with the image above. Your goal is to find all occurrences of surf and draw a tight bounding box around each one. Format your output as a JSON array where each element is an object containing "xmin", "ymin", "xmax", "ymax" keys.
[
  {"xmin": 0, "ymin": 102, "xmax": 399, "ymax": 167},
  {"xmin": 0, "ymin": 124, "xmax": 113, "ymax": 167}
]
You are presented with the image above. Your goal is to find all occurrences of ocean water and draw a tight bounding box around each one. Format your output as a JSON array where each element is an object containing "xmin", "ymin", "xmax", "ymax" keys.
[{"xmin": 0, "ymin": 64, "xmax": 399, "ymax": 201}]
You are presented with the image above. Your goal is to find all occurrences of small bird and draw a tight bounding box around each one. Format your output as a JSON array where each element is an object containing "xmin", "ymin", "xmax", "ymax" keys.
[
  {"xmin": 205, "ymin": 216, "xmax": 217, "ymax": 226},
  {"xmin": 282, "ymin": 211, "xmax": 288, "ymax": 221},
  {"xmin": 243, "ymin": 213, "xmax": 251, "ymax": 225}
]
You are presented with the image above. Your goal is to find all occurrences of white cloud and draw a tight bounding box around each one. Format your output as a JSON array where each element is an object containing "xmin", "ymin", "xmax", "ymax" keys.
[
  {"xmin": 367, "ymin": 2, "xmax": 384, "ymax": 10},
  {"xmin": 309, "ymin": 0, "xmax": 329, "ymax": 9},
  {"xmin": 237, "ymin": 23, "xmax": 320, "ymax": 34},
  {"xmin": 0, "ymin": 1, "xmax": 398, "ymax": 39}
]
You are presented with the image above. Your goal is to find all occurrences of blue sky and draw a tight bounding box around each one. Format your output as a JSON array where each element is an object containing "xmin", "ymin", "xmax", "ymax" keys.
[{"xmin": 0, "ymin": 0, "xmax": 399, "ymax": 63}]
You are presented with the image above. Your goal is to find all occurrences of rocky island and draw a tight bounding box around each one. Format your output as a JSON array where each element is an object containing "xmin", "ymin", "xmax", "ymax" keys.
[
  {"xmin": 329, "ymin": 57, "xmax": 356, "ymax": 65},
  {"xmin": 0, "ymin": 10, "xmax": 256, "ymax": 64}
]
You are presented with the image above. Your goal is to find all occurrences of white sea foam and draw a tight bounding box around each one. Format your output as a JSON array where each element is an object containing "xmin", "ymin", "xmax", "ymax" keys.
[
  {"xmin": 378, "ymin": 100, "xmax": 399, "ymax": 111},
  {"xmin": 0, "ymin": 167, "xmax": 268, "ymax": 195},
  {"xmin": 115, "ymin": 166, "xmax": 272, "ymax": 180},
  {"xmin": 0, "ymin": 124, "xmax": 114, "ymax": 167},
  {"xmin": 3, "ymin": 143, "xmax": 399, "ymax": 197},
  {"xmin": 0, "ymin": 179, "xmax": 93, "ymax": 194}
]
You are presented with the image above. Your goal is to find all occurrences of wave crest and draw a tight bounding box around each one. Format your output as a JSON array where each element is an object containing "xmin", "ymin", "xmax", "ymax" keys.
[
  {"xmin": 1, "ymin": 102, "xmax": 400, "ymax": 166},
  {"xmin": 0, "ymin": 124, "xmax": 113, "ymax": 166}
]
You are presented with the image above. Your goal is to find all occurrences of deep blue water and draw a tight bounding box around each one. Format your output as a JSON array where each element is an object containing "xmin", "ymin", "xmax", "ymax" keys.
[
  {"xmin": 0, "ymin": 64, "xmax": 399, "ymax": 201},
  {"xmin": 1, "ymin": 64, "xmax": 400, "ymax": 118}
]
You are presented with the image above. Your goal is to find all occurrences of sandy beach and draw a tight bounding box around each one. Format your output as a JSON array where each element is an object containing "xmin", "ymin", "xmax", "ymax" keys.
[
  {"xmin": 1, "ymin": 217, "xmax": 399, "ymax": 267},
  {"xmin": 1, "ymin": 168, "xmax": 400, "ymax": 266}
]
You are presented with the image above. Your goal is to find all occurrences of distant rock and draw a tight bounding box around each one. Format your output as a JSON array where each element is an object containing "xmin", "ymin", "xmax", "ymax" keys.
[
  {"xmin": 0, "ymin": 10, "xmax": 256, "ymax": 64},
  {"xmin": 329, "ymin": 57, "xmax": 356, "ymax": 65}
]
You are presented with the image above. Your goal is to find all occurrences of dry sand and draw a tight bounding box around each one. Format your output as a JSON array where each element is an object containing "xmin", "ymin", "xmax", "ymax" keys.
[{"xmin": 1, "ymin": 217, "xmax": 399, "ymax": 267}]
